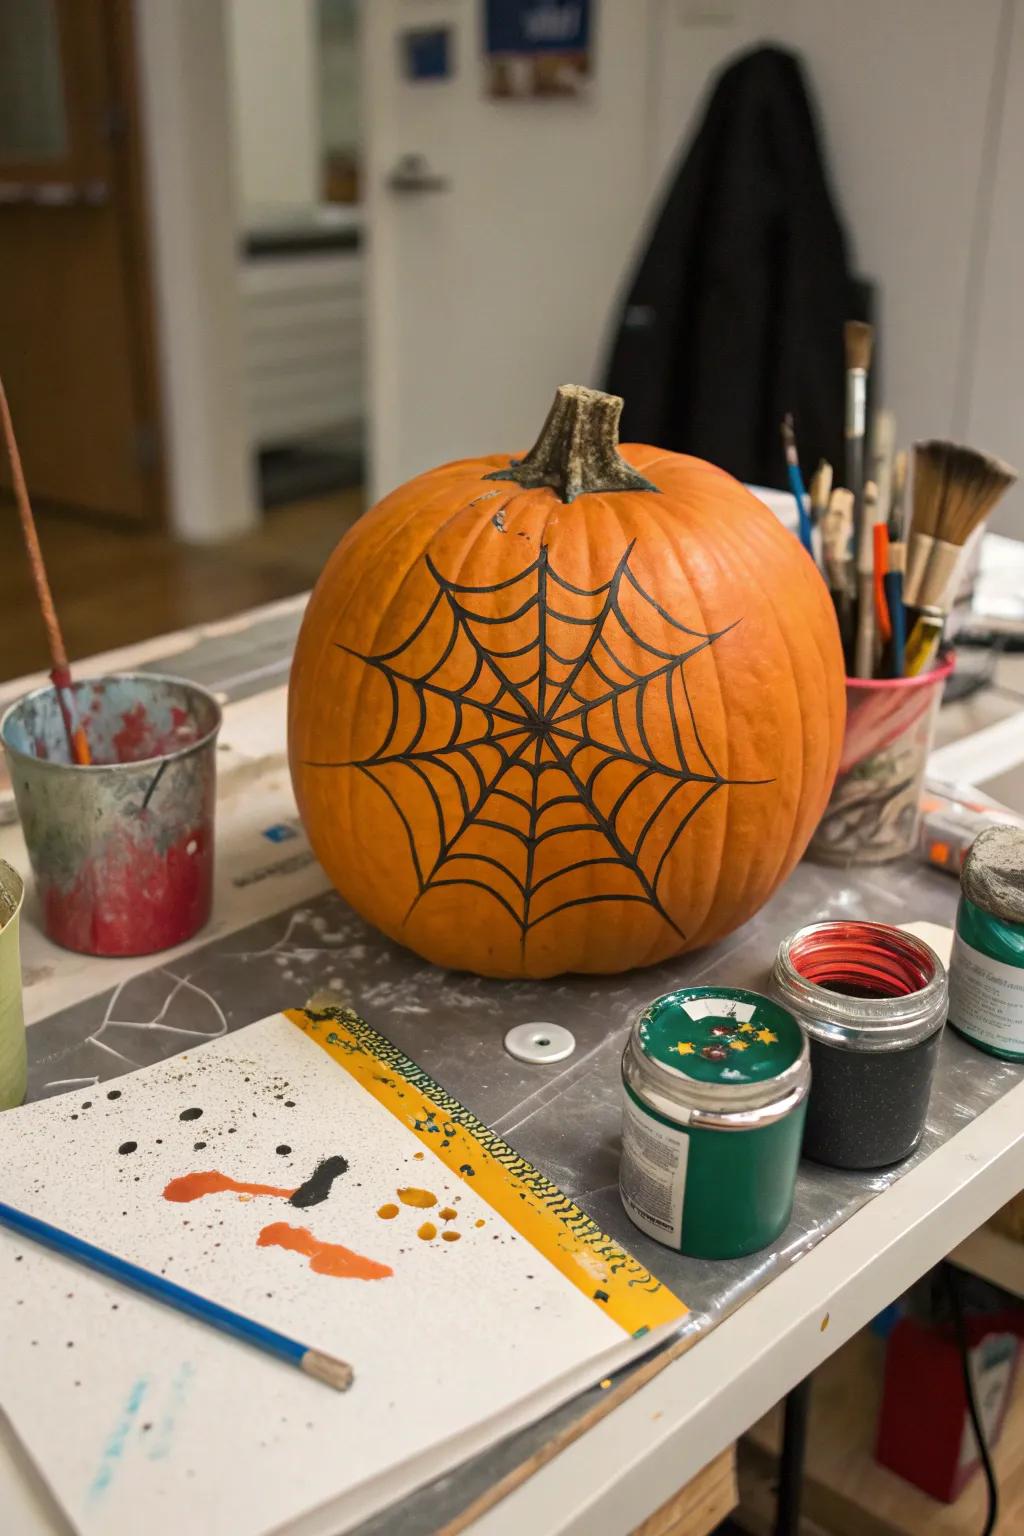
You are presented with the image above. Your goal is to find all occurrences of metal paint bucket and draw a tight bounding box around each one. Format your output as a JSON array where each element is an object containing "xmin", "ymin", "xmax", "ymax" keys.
[
  {"xmin": 0, "ymin": 860, "xmax": 26, "ymax": 1110},
  {"xmin": 1, "ymin": 674, "xmax": 221, "ymax": 958}
]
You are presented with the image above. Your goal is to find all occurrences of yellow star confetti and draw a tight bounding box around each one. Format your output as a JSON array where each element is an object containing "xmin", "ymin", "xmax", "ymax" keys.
[
  {"xmin": 676, "ymin": 1041, "xmax": 695, "ymax": 1056},
  {"xmin": 737, "ymin": 1021, "xmax": 755, "ymax": 1034},
  {"xmin": 728, "ymin": 1039, "xmax": 750, "ymax": 1051},
  {"xmin": 756, "ymin": 1028, "xmax": 778, "ymax": 1044}
]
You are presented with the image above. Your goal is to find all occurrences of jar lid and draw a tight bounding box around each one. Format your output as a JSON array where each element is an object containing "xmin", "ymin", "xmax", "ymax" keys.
[
  {"xmin": 628, "ymin": 986, "xmax": 808, "ymax": 1114},
  {"xmin": 772, "ymin": 922, "xmax": 948, "ymax": 1053},
  {"xmin": 962, "ymin": 826, "xmax": 1024, "ymax": 926}
]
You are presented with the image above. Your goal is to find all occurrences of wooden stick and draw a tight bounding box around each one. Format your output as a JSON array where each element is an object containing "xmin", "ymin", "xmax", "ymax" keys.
[
  {"xmin": 0, "ymin": 1199, "xmax": 353, "ymax": 1391},
  {"xmin": 0, "ymin": 378, "xmax": 91, "ymax": 765}
]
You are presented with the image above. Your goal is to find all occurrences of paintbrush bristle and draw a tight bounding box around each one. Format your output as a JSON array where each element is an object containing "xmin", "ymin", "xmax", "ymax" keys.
[
  {"xmin": 889, "ymin": 449, "xmax": 908, "ymax": 540},
  {"xmin": 810, "ymin": 459, "xmax": 833, "ymax": 518},
  {"xmin": 912, "ymin": 439, "xmax": 1018, "ymax": 549},
  {"xmin": 780, "ymin": 413, "xmax": 797, "ymax": 464},
  {"xmin": 844, "ymin": 320, "xmax": 874, "ymax": 372}
]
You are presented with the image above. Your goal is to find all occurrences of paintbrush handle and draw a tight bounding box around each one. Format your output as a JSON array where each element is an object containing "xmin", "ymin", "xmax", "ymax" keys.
[
  {"xmin": 0, "ymin": 1200, "xmax": 353, "ymax": 1391},
  {"xmin": 855, "ymin": 573, "xmax": 875, "ymax": 678},
  {"xmin": 917, "ymin": 538, "xmax": 964, "ymax": 613},
  {"xmin": 884, "ymin": 570, "xmax": 906, "ymax": 677},
  {"xmin": 904, "ymin": 532, "xmax": 934, "ymax": 607}
]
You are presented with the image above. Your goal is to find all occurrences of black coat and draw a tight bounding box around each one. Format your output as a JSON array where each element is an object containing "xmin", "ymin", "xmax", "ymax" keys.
[{"xmin": 603, "ymin": 45, "xmax": 867, "ymax": 488}]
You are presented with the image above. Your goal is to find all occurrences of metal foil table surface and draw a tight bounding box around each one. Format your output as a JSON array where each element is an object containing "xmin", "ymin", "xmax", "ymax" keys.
[{"xmin": 23, "ymin": 848, "xmax": 1024, "ymax": 1535}]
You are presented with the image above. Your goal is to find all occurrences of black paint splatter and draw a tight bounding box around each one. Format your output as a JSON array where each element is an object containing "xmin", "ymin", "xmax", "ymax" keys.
[
  {"xmin": 289, "ymin": 1156, "xmax": 349, "ymax": 1209},
  {"xmin": 194, "ymin": 1141, "xmax": 207, "ymax": 1151},
  {"xmin": 118, "ymin": 1141, "xmax": 138, "ymax": 1155},
  {"xmin": 179, "ymin": 1108, "xmax": 203, "ymax": 1122},
  {"xmin": 284, "ymin": 1101, "xmax": 295, "ymax": 1109},
  {"xmin": 276, "ymin": 1145, "xmax": 291, "ymax": 1157},
  {"xmin": 107, "ymin": 1090, "xmax": 121, "ymax": 1101}
]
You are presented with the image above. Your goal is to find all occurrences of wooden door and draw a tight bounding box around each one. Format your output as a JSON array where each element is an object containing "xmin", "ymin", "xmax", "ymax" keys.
[{"xmin": 0, "ymin": 0, "xmax": 161, "ymax": 520}]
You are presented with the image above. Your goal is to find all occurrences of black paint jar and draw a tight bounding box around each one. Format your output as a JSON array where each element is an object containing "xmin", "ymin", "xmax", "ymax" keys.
[{"xmin": 772, "ymin": 921, "xmax": 948, "ymax": 1170}]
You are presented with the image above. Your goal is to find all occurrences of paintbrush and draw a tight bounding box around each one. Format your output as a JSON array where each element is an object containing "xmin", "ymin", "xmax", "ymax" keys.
[
  {"xmin": 0, "ymin": 1198, "xmax": 354, "ymax": 1391},
  {"xmin": 809, "ymin": 459, "xmax": 833, "ymax": 528},
  {"xmin": 888, "ymin": 449, "xmax": 908, "ymax": 542},
  {"xmin": 885, "ymin": 539, "xmax": 907, "ymax": 677},
  {"xmin": 873, "ymin": 521, "xmax": 892, "ymax": 648},
  {"xmin": 871, "ymin": 408, "xmax": 896, "ymax": 535},
  {"xmin": 912, "ymin": 440, "xmax": 1017, "ymax": 614},
  {"xmin": 821, "ymin": 487, "xmax": 855, "ymax": 664},
  {"xmin": 0, "ymin": 378, "xmax": 91, "ymax": 765},
  {"xmin": 781, "ymin": 413, "xmax": 813, "ymax": 556},
  {"xmin": 844, "ymin": 320, "xmax": 874, "ymax": 545},
  {"xmin": 854, "ymin": 480, "xmax": 879, "ymax": 678}
]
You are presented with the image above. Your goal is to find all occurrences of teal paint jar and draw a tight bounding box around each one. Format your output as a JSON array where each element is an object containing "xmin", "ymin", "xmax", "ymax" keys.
[
  {"xmin": 948, "ymin": 827, "xmax": 1024, "ymax": 1061},
  {"xmin": 619, "ymin": 986, "xmax": 809, "ymax": 1260}
]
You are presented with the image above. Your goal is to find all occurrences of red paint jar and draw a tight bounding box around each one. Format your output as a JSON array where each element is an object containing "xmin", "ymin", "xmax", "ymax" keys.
[{"xmin": 1, "ymin": 674, "xmax": 221, "ymax": 957}]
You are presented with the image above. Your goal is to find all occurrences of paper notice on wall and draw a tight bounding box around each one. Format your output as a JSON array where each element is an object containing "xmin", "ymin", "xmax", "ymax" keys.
[{"xmin": 484, "ymin": 0, "xmax": 592, "ymax": 98}]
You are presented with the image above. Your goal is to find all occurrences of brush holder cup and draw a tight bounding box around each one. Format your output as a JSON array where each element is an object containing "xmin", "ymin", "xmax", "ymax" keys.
[
  {"xmin": 1, "ymin": 674, "xmax": 221, "ymax": 957},
  {"xmin": 809, "ymin": 656, "xmax": 954, "ymax": 865}
]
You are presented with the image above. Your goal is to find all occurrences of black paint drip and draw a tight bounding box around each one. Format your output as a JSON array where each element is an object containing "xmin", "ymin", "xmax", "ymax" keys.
[{"xmin": 288, "ymin": 1156, "xmax": 349, "ymax": 1209}]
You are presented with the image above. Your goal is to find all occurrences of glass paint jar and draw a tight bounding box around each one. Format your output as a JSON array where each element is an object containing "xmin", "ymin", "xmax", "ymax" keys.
[
  {"xmin": 619, "ymin": 986, "xmax": 809, "ymax": 1260},
  {"xmin": 773, "ymin": 921, "xmax": 947, "ymax": 1170},
  {"xmin": 948, "ymin": 827, "xmax": 1024, "ymax": 1060},
  {"xmin": 0, "ymin": 859, "xmax": 26, "ymax": 1111}
]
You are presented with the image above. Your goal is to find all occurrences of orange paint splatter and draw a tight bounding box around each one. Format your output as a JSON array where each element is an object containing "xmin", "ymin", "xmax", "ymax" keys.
[
  {"xmin": 474, "ymin": 1219, "xmax": 486, "ymax": 1229},
  {"xmin": 441, "ymin": 1230, "xmax": 461, "ymax": 1243},
  {"xmin": 413, "ymin": 1152, "xmax": 424, "ymax": 1161},
  {"xmin": 417, "ymin": 1222, "xmax": 437, "ymax": 1241},
  {"xmin": 398, "ymin": 1187, "xmax": 437, "ymax": 1209},
  {"xmin": 438, "ymin": 1206, "xmax": 457, "ymax": 1221},
  {"xmin": 163, "ymin": 1170, "xmax": 295, "ymax": 1204},
  {"xmin": 377, "ymin": 1203, "xmax": 400, "ymax": 1220},
  {"xmin": 257, "ymin": 1222, "xmax": 392, "ymax": 1280}
]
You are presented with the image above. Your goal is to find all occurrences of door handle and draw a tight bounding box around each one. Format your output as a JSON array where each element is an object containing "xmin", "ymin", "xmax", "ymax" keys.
[
  {"xmin": 386, "ymin": 154, "xmax": 449, "ymax": 193},
  {"xmin": 0, "ymin": 180, "xmax": 110, "ymax": 207}
]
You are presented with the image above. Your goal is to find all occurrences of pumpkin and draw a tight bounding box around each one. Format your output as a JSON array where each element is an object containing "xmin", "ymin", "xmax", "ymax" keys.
[{"xmin": 289, "ymin": 385, "xmax": 845, "ymax": 978}]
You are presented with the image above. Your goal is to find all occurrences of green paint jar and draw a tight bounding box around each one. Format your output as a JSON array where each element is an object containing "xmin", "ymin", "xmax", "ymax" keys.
[
  {"xmin": 619, "ymin": 986, "xmax": 809, "ymax": 1260},
  {"xmin": 0, "ymin": 859, "xmax": 26, "ymax": 1111},
  {"xmin": 948, "ymin": 827, "xmax": 1024, "ymax": 1061}
]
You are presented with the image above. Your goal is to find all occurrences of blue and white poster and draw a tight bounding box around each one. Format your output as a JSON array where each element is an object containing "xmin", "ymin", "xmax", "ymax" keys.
[{"xmin": 484, "ymin": 0, "xmax": 593, "ymax": 98}]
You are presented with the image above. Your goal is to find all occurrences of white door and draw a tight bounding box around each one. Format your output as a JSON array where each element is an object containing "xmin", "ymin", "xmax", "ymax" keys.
[{"xmin": 361, "ymin": 0, "xmax": 659, "ymax": 501}]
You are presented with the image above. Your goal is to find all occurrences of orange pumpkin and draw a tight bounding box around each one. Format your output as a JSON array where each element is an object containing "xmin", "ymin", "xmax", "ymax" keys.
[{"xmin": 289, "ymin": 385, "xmax": 845, "ymax": 978}]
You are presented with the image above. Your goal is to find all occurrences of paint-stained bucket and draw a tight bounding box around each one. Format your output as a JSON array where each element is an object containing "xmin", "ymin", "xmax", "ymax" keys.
[
  {"xmin": 0, "ymin": 860, "xmax": 26, "ymax": 1109},
  {"xmin": 1, "ymin": 674, "xmax": 221, "ymax": 957}
]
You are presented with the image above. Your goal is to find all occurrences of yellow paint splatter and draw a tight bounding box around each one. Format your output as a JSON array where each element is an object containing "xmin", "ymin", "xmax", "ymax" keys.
[
  {"xmin": 728, "ymin": 1040, "xmax": 750, "ymax": 1051},
  {"xmin": 675, "ymin": 1041, "xmax": 695, "ymax": 1056},
  {"xmin": 439, "ymin": 1206, "xmax": 457, "ymax": 1221},
  {"xmin": 237, "ymin": 1194, "xmax": 253, "ymax": 1202},
  {"xmin": 417, "ymin": 1222, "xmax": 437, "ymax": 1241},
  {"xmin": 737, "ymin": 1022, "xmax": 755, "ymax": 1034},
  {"xmin": 475, "ymin": 1218, "xmax": 486, "ymax": 1229},
  {"xmin": 413, "ymin": 1152, "xmax": 424, "ymax": 1161},
  {"xmin": 599, "ymin": 1378, "xmax": 612, "ymax": 1390},
  {"xmin": 377, "ymin": 1203, "xmax": 400, "ymax": 1220},
  {"xmin": 398, "ymin": 1187, "xmax": 437, "ymax": 1209},
  {"xmin": 756, "ymin": 1028, "xmax": 778, "ymax": 1044},
  {"xmin": 441, "ymin": 1230, "xmax": 461, "ymax": 1243},
  {"xmin": 820, "ymin": 1313, "xmax": 830, "ymax": 1332}
]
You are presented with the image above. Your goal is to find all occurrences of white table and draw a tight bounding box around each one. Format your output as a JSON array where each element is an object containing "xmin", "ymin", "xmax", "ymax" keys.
[{"xmin": 3, "ymin": 598, "xmax": 1024, "ymax": 1536}]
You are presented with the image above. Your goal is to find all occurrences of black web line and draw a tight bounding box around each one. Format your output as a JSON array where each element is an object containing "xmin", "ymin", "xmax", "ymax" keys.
[{"xmin": 309, "ymin": 546, "xmax": 769, "ymax": 939}]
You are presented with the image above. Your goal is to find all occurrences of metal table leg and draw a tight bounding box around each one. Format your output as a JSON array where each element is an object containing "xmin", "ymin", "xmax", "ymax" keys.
[{"xmin": 774, "ymin": 1374, "xmax": 812, "ymax": 1536}]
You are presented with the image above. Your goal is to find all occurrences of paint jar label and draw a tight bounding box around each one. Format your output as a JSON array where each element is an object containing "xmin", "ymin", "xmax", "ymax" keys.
[
  {"xmin": 619, "ymin": 1088, "xmax": 688, "ymax": 1248},
  {"xmin": 949, "ymin": 932, "xmax": 1024, "ymax": 1055}
]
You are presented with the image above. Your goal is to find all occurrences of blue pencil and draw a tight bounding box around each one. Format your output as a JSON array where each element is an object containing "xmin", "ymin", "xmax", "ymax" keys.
[
  {"xmin": 781, "ymin": 414, "xmax": 814, "ymax": 556},
  {"xmin": 0, "ymin": 1199, "xmax": 353, "ymax": 1391}
]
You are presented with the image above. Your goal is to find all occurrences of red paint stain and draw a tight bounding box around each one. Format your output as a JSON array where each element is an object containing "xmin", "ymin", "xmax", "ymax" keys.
[
  {"xmin": 163, "ymin": 1170, "xmax": 296, "ymax": 1203},
  {"xmin": 43, "ymin": 822, "xmax": 212, "ymax": 957},
  {"xmin": 257, "ymin": 1221, "xmax": 392, "ymax": 1280}
]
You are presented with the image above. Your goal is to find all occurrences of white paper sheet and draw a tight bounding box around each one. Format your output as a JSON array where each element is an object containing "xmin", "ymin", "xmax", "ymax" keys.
[{"xmin": 0, "ymin": 1011, "xmax": 684, "ymax": 1536}]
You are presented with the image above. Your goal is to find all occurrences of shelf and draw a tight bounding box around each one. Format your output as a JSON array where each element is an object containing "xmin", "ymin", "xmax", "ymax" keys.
[{"xmin": 736, "ymin": 1328, "xmax": 1024, "ymax": 1536}]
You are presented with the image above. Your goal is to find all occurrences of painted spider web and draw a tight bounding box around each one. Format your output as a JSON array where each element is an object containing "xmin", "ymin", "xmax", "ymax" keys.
[{"xmin": 309, "ymin": 542, "xmax": 767, "ymax": 947}]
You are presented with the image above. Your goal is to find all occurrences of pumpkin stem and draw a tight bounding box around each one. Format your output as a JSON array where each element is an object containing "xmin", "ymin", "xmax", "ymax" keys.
[{"xmin": 484, "ymin": 384, "xmax": 659, "ymax": 503}]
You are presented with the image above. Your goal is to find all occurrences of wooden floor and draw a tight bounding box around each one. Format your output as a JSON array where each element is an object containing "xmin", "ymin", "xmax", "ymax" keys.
[{"xmin": 0, "ymin": 487, "xmax": 364, "ymax": 682}]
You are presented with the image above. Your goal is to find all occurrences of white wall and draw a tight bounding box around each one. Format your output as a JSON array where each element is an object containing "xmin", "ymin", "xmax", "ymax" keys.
[
  {"xmin": 135, "ymin": 0, "xmax": 256, "ymax": 542},
  {"xmin": 365, "ymin": 0, "xmax": 1022, "ymax": 537},
  {"xmin": 226, "ymin": 0, "xmax": 321, "ymax": 210}
]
